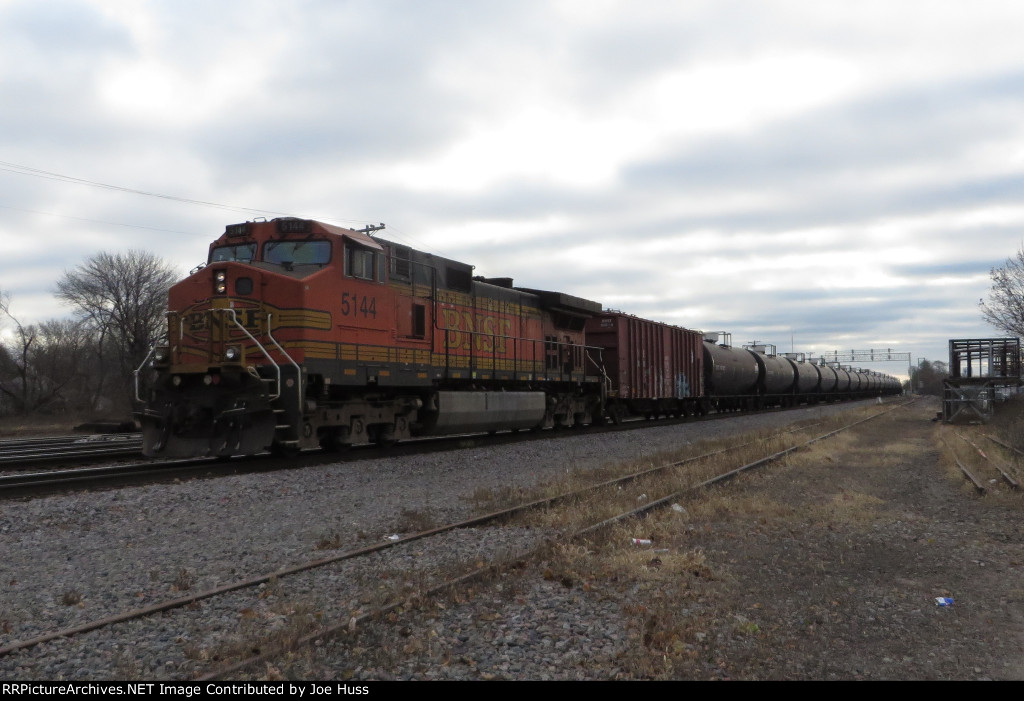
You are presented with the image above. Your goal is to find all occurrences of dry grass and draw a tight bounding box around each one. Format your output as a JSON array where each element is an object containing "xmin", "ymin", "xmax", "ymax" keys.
[
  {"xmin": 313, "ymin": 532, "xmax": 343, "ymax": 551},
  {"xmin": 112, "ymin": 649, "xmax": 145, "ymax": 680},
  {"xmin": 934, "ymin": 408, "xmax": 1024, "ymax": 500},
  {"xmin": 59, "ymin": 589, "xmax": 82, "ymax": 606},
  {"xmin": 182, "ymin": 599, "xmax": 325, "ymax": 674},
  {"xmin": 173, "ymin": 568, "xmax": 195, "ymax": 592},
  {"xmin": 536, "ymin": 532, "xmax": 721, "ymax": 677},
  {"xmin": 492, "ymin": 409, "xmax": 883, "ymax": 538},
  {"xmin": 392, "ymin": 507, "xmax": 440, "ymax": 533}
]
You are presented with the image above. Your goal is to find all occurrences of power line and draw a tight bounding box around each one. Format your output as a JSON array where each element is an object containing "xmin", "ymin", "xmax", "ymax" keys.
[
  {"xmin": 0, "ymin": 202, "xmax": 203, "ymax": 237},
  {"xmin": 0, "ymin": 158, "xmax": 451, "ymax": 256},
  {"xmin": 0, "ymin": 160, "xmax": 288, "ymax": 217}
]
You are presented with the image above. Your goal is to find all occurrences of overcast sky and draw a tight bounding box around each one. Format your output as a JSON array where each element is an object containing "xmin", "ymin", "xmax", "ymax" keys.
[{"xmin": 2, "ymin": 0, "xmax": 1023, "ymax": 379}]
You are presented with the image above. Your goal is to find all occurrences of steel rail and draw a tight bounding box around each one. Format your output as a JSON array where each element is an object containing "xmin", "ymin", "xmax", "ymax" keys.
[{"xmin": 956, "ymin": 432, "xmax": 1020, "ymax": 490}]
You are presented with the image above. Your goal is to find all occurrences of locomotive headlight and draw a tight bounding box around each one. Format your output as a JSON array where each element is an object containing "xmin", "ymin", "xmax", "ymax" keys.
[
  {"xmin": 224, "ymin": 346, "xmax": 241, "ymax": 362},
  {"xmin": 153, "ymin": 347, "xmax": 170, "ymax": 364},
  {"xmin": 214, "ymin": 270, "xmax": 227, "ymax": 294}
]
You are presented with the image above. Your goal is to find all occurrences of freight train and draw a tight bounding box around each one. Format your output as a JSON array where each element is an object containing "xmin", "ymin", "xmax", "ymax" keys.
[{"xmin": 134, "ymin": 218, "xmax": 901, "ymax": 458}]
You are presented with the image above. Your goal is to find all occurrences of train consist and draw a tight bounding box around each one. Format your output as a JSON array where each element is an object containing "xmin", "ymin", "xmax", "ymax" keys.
[{"xmin": 134, "ymin": 218, "xmax": 901, "ymax": 457}]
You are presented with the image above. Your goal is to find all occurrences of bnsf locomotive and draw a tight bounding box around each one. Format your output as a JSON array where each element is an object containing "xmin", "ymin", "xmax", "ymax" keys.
[{"xmin": 135, "ymin": 218, "xmax": 901, "ymax": 458}]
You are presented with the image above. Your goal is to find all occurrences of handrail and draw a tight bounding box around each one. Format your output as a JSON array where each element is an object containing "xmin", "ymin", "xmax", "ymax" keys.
[
  {"xmin": 133, "ymin": 346, "xmax": 158, "ymax": 403},
  {"xmin": 263, "ymin": 313, "xmax": 303, "ymax": 417},
  {"xmin": 585, "ymin": 348, "xmax": 611, "ymax": 396},
  {"xmin": 215, "ymin": 308, "xmax": 282, "ymax": 401},
  {"xmin": 136, "ymin": 310, "xmax": 303, "ymax": 421}
]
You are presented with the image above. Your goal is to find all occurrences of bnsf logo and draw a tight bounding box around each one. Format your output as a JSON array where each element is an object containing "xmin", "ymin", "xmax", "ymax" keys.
[
  {"xmin": 440, "ymin": 308, "xmax": 514, "ymax": 353},
  {"xmin": 183, "ymin": 307, "xmax": 262, "ymax": 340}
]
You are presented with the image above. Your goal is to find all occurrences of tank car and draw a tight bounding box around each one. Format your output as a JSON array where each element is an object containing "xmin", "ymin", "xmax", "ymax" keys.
[
  {"xmin": 816, "ymin": 362, "xmax": 839, "ymax": 395},
  {"xmin": 702, "ymin": 335, "xmax": 760, "ymax": 411},
  {"xmin": 699, "ymin": 335, "xmax": 902, "ymax": 408},
  {"xmin": 784, "ymin": 353, "xmax": 822, "ymax": 401},
  {"xmin": 135, "ymin": 218, "xmax": 605, "ymax": 457},
  {"xmin": 747, "ymin": 344, "xmax": 797, "ymax": 406}
]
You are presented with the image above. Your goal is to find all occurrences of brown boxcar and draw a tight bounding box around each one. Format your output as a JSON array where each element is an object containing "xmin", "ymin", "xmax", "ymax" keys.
[{"xmin": 585, "ymin": 311, "xmax": 704, "ymax": 420}]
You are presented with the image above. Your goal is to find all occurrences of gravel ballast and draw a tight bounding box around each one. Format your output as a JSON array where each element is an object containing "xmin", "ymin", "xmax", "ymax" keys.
[{"xmin": 7, "ymin": 399, "xmax": 1017, "ymax": 680}]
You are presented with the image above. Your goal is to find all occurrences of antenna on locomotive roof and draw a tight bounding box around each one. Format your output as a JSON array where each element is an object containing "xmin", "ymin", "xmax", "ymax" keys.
[{"xmin": 355, "ymin": 223, "xmax": 386, "ymax": 236}]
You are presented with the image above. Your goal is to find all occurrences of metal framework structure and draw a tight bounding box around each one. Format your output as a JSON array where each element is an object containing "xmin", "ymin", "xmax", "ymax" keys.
[
  {"xmin": 943, "ymin": 337, "xmax": 1022, "ymax": 424},
  {"xmin": 818, "ymin": 348, "xmax": 913, "ymax": 378},
  {"xmin": 819, "ymin": 349, "xmax": 912, "ymax": 364}
]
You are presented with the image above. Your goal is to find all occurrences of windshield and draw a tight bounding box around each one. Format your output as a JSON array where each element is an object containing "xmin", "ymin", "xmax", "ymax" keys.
[
  {"xmin": 264, "ymin": 240, "xmax": 331, "ymax": 266},
  {"xmin": 210, "ymin": 243, "xmax": 257, "ymax": 263}
]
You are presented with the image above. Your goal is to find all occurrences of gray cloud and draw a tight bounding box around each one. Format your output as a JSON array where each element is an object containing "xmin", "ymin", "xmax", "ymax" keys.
[{"xmin": 3, "ymin": 1, "xmax": 1024, "ymax": 373}]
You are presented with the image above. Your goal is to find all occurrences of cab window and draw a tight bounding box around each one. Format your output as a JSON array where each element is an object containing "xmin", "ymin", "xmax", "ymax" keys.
[
  {"xmin": 210, "ymin": 243, "xmax": 256, "ymax": 263},
  {"xmin": 264, "ymin": 240, "xmax": 331, "ymax": 266},
  {"xmin": 347, "ymin": 245, "xmax": 375, "ymax": 280}
]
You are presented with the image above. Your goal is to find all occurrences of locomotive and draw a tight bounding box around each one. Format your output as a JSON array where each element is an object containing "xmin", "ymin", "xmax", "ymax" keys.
[{"xmin": 134, "ymin": 218, "xmax": 901, "ymax": 458}]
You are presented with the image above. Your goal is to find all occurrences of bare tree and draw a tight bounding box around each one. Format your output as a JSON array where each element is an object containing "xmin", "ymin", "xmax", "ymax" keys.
[
  {"xmin": 980, "ymin": 247, "xmax": 1024, "ymax": 337},
  {"xmin": 0, "ymin": 291, "xmax": 35, "ymax": 414},
  {"xmin": 55, "ymin": 250, "xmax": 179, "ymax": 407},
  {"xmin": 0, "ymin": 294, "xmax": 95, "ymax": 415},
  {"xmin": 31, "ymin": 318, "xmax": 96, "ymax": 411},
  {"xmin": 910, "ymin": 359, "xmax": 949, "ymax": 396}
]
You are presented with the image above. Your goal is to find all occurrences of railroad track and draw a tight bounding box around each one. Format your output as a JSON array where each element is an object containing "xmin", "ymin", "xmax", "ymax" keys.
[
  {"xmin": 0, "ymin": 398, "xmax": 913, "ymax": 678},
  {"xmin": 0, "ymin": 399, "xmax": 882, "ymax": 498},
  {"xmin": 0, "ymin": 434, "xmax": 143, "ymax": 468},
  {"xmin": 943, "ymin": 429, "xmax": 1022, "ymax": 493}
]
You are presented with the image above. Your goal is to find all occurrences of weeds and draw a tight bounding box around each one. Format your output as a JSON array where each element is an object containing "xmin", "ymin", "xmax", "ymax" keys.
[
  {"xmin": 314, "ymin": 533, "xmax": 343, "ymax": 550},
  {"xmin": 173, "ymin": 568, "xmax": 195, "ymax": 592},
  {"xmin": 59, "ymin": 590, "xmax": 82, "ymax": 606},
  {"xmin": 394, "ymin": 508, "xmax": 438, "ymax": 533}
]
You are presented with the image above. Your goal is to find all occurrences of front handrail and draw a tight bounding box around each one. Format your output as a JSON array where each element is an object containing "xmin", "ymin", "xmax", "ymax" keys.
[
  {"xmin": 133, "ymin": 346, "xmax": 158, "ymax": 403},
  {"xmin": 263, "ymin": 313, "xmax": 303, "ymax": 418},
  {"xmin": 136, "ymin": 310, "xmax": 304, "ymax": 420},
  {"xmin": 215, "ymin": 308, "xmax": 282, "ymax": 401}
]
